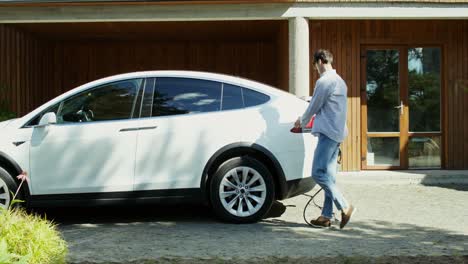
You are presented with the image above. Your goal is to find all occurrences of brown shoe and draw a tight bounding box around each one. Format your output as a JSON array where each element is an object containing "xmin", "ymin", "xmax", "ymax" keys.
[
  {"xmin": 309, "ymin": 216, "xmax": 331, "ymax": 228},
  {"xmin": 340, "ymin": 205, "xmax": 356, "ymax": 229}
]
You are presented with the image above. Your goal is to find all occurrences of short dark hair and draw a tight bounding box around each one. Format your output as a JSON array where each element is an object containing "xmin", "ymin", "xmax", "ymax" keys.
[{"xmin": 313, "ymin": 49, "xmax": 333, "ymax": 65}]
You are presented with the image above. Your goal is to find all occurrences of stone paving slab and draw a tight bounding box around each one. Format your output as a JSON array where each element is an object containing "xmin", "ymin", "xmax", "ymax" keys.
[{"xmin": 38, "ymin": 184, "xmax": 468, "ymax": 263}]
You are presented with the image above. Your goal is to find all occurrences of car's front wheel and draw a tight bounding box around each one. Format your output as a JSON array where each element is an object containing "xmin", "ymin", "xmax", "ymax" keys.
[
  {"xmin": 0, "ymin": 167, "xmax": 20, "ymax": 210},
  {"xmin": 210, "ymin": 156, "xmax": 275, "ymax": 223}
]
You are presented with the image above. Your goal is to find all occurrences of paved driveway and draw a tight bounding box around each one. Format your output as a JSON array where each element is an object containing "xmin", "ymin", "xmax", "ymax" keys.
[{"xmin": 40, "ymin": 183, "xmax": 467, "ymax": 263}]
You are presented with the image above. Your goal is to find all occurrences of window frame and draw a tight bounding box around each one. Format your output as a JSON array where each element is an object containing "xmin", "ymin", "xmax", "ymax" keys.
[
  {"xmin": 24, "ymin": 78, "xmax": 144, "ymax": 127},
  {"xmin": 360, "ymin": 44, "xmax": 444, "ymax": 170},
  {"xmin": 220, "ymin": 82, "xmax": 244, "ymax": 111}
]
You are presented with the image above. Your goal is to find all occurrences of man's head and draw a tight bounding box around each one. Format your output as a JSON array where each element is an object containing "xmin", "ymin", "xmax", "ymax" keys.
[{"xmin": 313, "ymin": 49, "xmax": 334, "ymax": 74}]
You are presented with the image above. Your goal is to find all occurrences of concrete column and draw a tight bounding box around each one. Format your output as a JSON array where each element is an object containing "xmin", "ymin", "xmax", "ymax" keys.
[{"xmin": 288, "ymin": 16, "xmax": 310, "ymax": 98}]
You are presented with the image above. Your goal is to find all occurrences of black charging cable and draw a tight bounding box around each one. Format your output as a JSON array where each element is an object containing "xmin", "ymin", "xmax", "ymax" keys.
[
  {"xmin": 302, "ymin": 188, "xmax": 324, "ymax": 227},
  {"xmin": 302, "ymin": 189, "xmax": 340, "ymax": 227},
  {"xmin": 302, "ymin": 148, "xmax": 342, "ymax": 227}
]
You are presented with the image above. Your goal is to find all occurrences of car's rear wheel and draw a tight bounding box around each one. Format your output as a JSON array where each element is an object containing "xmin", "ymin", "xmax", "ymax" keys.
[
  {"xmin": 210, "ymin": 156, "xmax": 275, "ymax": 223},
  {"xmin": 0, "ymin": 167, "xmax": 20, "ymax": 210}
]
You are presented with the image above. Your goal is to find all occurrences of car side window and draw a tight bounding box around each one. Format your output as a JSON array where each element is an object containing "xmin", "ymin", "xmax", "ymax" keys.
[
  {"xmin": 152, "ymin": 77, "xmax": 222, "ymax": 117},
  {"xmin": 243, "ymin": 87, "xmax": 270, "ymax": 107},
  {"xmin": 221, "ymin": 83, "xmax": 244, "ymax": 110},
  {"xmin": 57, "ymin": 79, "xmax": 142, "ymax": 123}
]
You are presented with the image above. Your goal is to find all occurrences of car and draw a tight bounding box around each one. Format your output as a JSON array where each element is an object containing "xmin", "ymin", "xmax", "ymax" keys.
[{"xmin": 0, "ymin": 71, "xmax": 316, "ymax": 223}]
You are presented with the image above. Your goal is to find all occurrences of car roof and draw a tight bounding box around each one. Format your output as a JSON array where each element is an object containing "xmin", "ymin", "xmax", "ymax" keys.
[
  {"xmin": 83, "ymin": 70, "xmax": 285, "ymax": 96},
  {"xmin": 19, "ymin": 70, "xmax": 296, "ymax": 125},
  {"xmin": 52, "ymin": 70, "xmax": 291, "ymax": 105}
]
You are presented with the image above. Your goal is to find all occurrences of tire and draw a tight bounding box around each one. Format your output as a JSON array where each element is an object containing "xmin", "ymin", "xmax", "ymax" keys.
[
  {"xmin": 210, "ymin": 156, "xmax": 275, "ymax": 223},
  {"xmin": 0, "ymin": 167, "xmax": 20, "ymax": 210}
]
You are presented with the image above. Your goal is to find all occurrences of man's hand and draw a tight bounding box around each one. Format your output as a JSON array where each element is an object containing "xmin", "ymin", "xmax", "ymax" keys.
[{"xmin": 294, "ymin": 118, "xmax": 301, "ymax": 128}]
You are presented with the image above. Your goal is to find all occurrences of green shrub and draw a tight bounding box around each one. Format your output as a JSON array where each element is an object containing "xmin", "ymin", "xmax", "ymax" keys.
[
  {"xmin": 0, "ymin": 207, "xmax": 68, "ymax": 264},
  {"xmin": 0, "ymin": 83, "xmax": 16, "ymax": 122},
  {"xmin": 0, "ymin": 110, "xmax": 16, "ymax": 122}
]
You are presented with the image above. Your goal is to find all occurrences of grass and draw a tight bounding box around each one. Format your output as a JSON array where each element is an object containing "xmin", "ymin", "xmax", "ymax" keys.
[{"xmin": 0, "ymin": 207, "xmax": 68, "ymax": 264}]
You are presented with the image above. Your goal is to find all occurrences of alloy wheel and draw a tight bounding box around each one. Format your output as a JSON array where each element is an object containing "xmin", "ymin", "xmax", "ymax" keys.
[
  {"xmin": 0, "ymin": 178, "xmax": 11, "ymax": 210},
  {"xmin": 218, "ymin": 166, "xmax": 267, "ymax": 217}
]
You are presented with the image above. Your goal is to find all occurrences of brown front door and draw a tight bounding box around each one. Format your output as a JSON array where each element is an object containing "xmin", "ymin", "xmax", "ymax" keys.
[{"xmin": 361, "ymin": 46, "xmax": 442, "ymax": 170}]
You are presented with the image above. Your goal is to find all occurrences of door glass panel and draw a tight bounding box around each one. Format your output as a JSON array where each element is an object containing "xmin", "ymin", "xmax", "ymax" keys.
[
  {"xmin": 367, "ymin": 137, "xmax": 400, "ymax": 166},
  {"xmin": 409, "ymin": 136, "xmax": 441, "ymax": 169},
  {"xmin": 408, "ymin": 47, "xmax": 441, "ymax": 132},
  {"xmin": 153, "ymin": 77, "xmax": 222, "ymax": 117},
  {"xmin": 366, "ymin": 50, "xmax": 400, "ymax": 132},
  {"xmin": 58, "ymin": 79, "xmax": 142, "ymax": 123}
]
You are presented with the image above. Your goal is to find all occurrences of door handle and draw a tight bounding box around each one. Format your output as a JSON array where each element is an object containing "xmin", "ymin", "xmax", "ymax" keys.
[
  {"xmin": 394, "ymin": 101, "xmax": 404, "ymax": 116},
  {"xmin": 120, "ymin": 128, "xmax": 139, "ymax": 132},
  {"xmin": 138, "ymin": 126, "xmax": 158, "ymax": 131},
  {"xmin": 119, "ymin": 126, "xmax": 157, "ymax": 132}
]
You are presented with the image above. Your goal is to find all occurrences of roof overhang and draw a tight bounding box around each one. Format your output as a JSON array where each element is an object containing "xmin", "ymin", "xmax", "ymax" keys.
[
  {"xmin": 0, "ymin": 2, "xmax": 467, "ymax": 23},
  {"xmin": 1, "ymin": 0, "xmax": 467, "ymax": 4}
]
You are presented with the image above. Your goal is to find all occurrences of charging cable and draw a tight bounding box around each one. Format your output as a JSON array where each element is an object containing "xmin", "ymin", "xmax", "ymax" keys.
[
  {"xmin": 302, "ymin": 188, "xmax": 340, "ymax": 227},
  {"xmin": 302, "ymin": 148, "xmax": 342, "ymax": 227},
  {"xmin": 302, "ymin": 188, "xmax": 323, "ymax": 227}
]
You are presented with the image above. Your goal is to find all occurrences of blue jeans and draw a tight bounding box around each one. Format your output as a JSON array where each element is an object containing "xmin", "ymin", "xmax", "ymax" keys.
[{"xmin": 312, "ymin": 133, "xmax": 348, "ymax": 219}]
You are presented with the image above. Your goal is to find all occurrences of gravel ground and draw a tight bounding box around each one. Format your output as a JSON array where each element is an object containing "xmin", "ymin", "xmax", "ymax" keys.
[{"xmin": 38, "ymin": 183, "xmax": 468, "ymax": 263}]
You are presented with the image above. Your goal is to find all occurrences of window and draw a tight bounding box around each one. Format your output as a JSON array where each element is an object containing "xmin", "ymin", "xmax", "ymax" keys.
[
  {"xmin": 153, "ymin": 77, "xmax": 222, "ymax": 117},
  {"xmin": 58, "ymin": 79, "xmax": 142, "ymax": 123},
  {"xmin": 221, "ymin": 83, "xmax": 244, "ymax": 111},
  {"xmin": 408, "ymin": 47, "xmax": 441, "ymax": 132},
  {"xmin": 243, "ymin": 88, "xmax": 270, "ymax": 107},
  {"xmin": 220, "ymin": 83, "xmax": 270, "ymax": 111}
]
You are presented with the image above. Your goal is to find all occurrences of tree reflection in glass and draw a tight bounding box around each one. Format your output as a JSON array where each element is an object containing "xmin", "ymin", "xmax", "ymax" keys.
[
  {"xmin": 366, "ymin": 50, "xmax": 400, "ymax": 132},
  {"xmin": 408, "ymin": 47, "xmax": 441, "ymax": 132}
]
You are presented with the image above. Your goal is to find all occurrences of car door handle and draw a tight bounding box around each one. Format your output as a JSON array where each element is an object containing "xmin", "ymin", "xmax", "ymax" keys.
[
  {"xmin": 119, "ymin": 126, "xmax": 157, "ymax": 132},
  {"xmin": 120, "ymin": 128, "xmax": 139, "ymax": 132},
  {"xmin": 138, "ymin": 126, "xmax": 158, "ymax": 131}
]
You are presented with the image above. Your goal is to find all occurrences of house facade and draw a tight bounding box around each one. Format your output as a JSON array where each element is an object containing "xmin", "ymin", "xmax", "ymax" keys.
[{"xmin": 0, "ymin": 0, "xmax": 467, "ymax": 171}]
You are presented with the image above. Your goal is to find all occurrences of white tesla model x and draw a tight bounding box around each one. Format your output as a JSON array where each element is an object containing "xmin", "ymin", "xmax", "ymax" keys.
[{"xmin": 0, "ymin": 71, "xmax": 316, "ymax": 223}]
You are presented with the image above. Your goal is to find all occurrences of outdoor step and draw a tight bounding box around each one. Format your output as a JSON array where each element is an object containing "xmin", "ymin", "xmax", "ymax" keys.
[{"xmin": 337, "ymin": 170, "xmax": 468, "ymax": 185}]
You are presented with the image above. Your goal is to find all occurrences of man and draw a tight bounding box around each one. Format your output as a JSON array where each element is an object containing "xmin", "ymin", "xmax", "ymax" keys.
[{"xmin": 295, "ymin": 49, "xmax": 356, "ymax": 229}]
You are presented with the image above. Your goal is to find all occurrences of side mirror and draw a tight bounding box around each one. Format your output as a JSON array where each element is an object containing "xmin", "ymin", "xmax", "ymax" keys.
[{"xmin": 37, "ymin": 112, "xmax": 57, "ymax": 127}]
